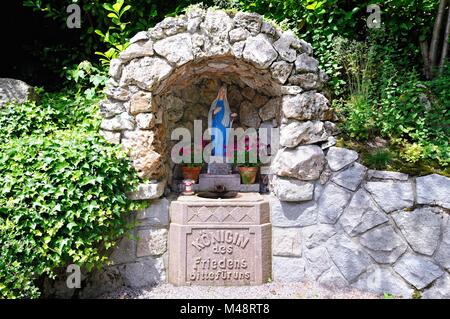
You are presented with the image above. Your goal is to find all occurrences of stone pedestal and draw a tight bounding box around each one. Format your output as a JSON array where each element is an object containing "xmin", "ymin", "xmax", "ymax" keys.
[{"xmin": 169, "ymin": 193, "xmax": 272, "ymax": 286}]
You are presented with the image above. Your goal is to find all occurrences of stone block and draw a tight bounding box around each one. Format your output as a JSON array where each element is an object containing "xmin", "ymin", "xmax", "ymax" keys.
[
  {"xmin": 136, "ymin": 228, "xmax": 168, "ymax": 257},
  {"xmin": 326, "ymin": 147, "xmax": 358, "ymax": 171},
  {"xmin": 416, "ymin": 174, "xmax": 450, "ymax": 209},
  {"xmin": 127, "ymin": 180, "xmax": 165, "ymax": 200},
  {"xmin": 393, "ymin": 253, "xmax": 443, "ymax": 290},
  {"xmin": 272, "ymin": 256, "xmax": 305, "ymax": 282},
  {"xmin": 272, "ymin": 227, "xmax": 302, "ymax": 257},
  {"xmin": 118, "ymin": 257, "xmax": 166, "ymax": 288},
  {"xmin": 136, "ymin": 198, "xmax": 170, "ymax": 227},
  {"xmin": 392, "ymin": 207, "xmax": 441, "ymax": 256}
]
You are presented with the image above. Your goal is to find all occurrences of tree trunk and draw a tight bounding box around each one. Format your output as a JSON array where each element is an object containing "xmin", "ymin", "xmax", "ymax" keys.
[
  {"xmin": 420, "ymin": 40, "xmax": 432, "ymax": 79},
  {"xmin": 430, "ymin": 0, "xmax": 447, "ymax": 76},
  {"xmin": 439, "ymin": 3, "xmax": 450, "ymax": 74}
]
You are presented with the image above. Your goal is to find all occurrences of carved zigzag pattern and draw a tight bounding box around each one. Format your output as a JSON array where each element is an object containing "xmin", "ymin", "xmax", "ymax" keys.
[{"xmin": 187, "ymin": 206, "xmax": 255, "ymax": 223}]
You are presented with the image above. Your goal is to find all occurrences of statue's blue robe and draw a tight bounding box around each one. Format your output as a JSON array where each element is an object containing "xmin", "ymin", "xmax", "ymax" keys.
[{"xmin": 211, "ymin": 99, "xmax": 227, "ymax": 157}]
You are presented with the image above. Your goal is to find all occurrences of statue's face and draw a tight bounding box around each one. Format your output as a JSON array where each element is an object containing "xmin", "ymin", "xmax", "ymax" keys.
[{"xmin": 218, "ymin": 87, "xmax": 226, "ymax": 99}]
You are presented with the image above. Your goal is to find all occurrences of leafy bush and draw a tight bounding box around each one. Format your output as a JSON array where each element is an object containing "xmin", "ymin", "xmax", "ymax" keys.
[
  {"xmin": 335, "ymin": 30, "xmax": 449, "ymax": 167},
  {"xmin": 0, "ymin": 92, "xmax": 142, "ymax": 298}
]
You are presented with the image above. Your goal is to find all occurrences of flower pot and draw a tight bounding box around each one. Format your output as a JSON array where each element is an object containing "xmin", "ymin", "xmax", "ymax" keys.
[
  {"xmin": 181, "ymin": 166, "xmax": 202, "ymax": 182},
  {"xmin": 238, "ymin": 166, "xmax": 259, "ymax": 184}
]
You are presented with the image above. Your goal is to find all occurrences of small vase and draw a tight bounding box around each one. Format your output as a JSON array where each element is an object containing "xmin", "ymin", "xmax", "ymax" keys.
[
  {"xmin": 238, "ymin": 166, "xmax": 258, "ymax": 184},
  {"xmin": 181, "ymin": 166, "xmax": 202, "ymax": 182}
]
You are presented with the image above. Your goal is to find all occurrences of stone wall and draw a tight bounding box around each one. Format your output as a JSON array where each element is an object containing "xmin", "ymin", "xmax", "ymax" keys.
[{"xmin": 270, "ymin": 150, "xmax": 450, "ymax": 298}]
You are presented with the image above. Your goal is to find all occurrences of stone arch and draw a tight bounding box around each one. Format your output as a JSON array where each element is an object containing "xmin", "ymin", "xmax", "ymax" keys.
[{"xmin": 100, "ymin": 7, "xmax": 336, "ymax": 192}]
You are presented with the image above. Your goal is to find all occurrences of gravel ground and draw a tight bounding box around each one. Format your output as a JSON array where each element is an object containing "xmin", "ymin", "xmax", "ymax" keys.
[{"xmin": 100, "ymin": 282, "xmax": 381, "ymax": 299}]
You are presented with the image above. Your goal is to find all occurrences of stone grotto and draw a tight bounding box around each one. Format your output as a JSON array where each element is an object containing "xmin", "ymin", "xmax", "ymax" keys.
[{"xmin": 49, "ymin": 8, "xmax": 450, "ymax": 298}]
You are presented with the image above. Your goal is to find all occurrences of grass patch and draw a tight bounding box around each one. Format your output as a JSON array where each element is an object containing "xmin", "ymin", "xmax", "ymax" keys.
[{"xmin": 336, "ymin": 138, "xmax": 450, "ymax": 177}]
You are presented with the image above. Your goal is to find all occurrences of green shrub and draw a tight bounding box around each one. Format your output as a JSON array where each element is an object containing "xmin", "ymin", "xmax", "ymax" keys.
[{"xmin": 0, "ymin": 92, "xmax": 142, "ymax": 298}]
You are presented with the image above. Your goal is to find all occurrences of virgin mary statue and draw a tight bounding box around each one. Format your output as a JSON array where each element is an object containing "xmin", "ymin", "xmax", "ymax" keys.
[{"xmin": 208, "ymin": 84, "xmax": 231, "ymax": 158}]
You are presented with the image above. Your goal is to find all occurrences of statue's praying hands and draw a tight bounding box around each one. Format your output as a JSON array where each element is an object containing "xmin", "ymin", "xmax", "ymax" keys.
[{"xmin": 213, "ymin": 106, "xmax": 222, "ymax": 116}]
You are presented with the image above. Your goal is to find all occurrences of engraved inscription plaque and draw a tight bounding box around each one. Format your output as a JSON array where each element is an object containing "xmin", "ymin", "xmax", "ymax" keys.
[{"xmin": 169, "ymin": 193, "xmax": 271, "ymax": 286}]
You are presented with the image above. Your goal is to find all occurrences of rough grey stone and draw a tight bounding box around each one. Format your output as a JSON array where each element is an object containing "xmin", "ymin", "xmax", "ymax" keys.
[
  {"xmin": 105, "ymin": 86, "xmax": 130, "ymax": 102},
  {"xmin": 243, "ymin": 34, "xmax": 278, "ymax": 69},
  {"xmin": 367, "ymin": 170, "xmax": 408, "ymax": 181},
  {"xmin": 78, "ymin": 267, "xmax": 124, "ymax": 298},
  {"xmin": 416, "ymin": 174, "xmax": 450, "ymax": 209},
  {"xmin": 129, "ymin": 91, "xmax": 154, "ymax": 115},
  {"xmin": 295, "ymin": 53, "xmax": 319, "ymax": 73},
  {"xmin": 326, "ymin": 147, "xmax": 358, "ymax": 171},
  {"xmin": 317, "ymin": 183, "xmax": 352, "ymax": 224},
  {"xmin": 280, "ymin": 120, "xmax": 336, "ymax": 148},
  {"xmin": 272, "ymin": 145, "xmax": 325, "ymax": 180},
  {"xmin": 273, "ymin": 31, "xmax": 299, "ymax": 62},
  {"xmin": 136, "ymin": 198, "xmax": 170, "ymax": 227},
  {"xmin": 136, "ymin": 113, "xmax": 156, "ymax": 129},
  {"xmin": 317, "ymin": 266, "xmax": 349, "ymax": 289},
  {"xmin": 272, "ymin": 227, "xmax": 302, "ymax": 257},
  {"xmin": 162, "ymin": 95, "xmax": 185, "ymax": 122},
  {"xmin": 422, "ymin": 273, "xmax": 450, "ymax": 299},
  {"xmin": 229, "ymin": 27, "xmax": 250, "ymax": 43},
  {"xmin": 271, "ymin": 175, "xmax": 314, "ymax": 202},
  {"xmin": 365, "ymin": 181, "xmax": 414, "ymax": 213},
  {"xmin": 0, "ymin": 78, "xmax": 36, "ymax": 106},
  {"xmin": 118, "ymin": 257, "xmax": 165, "ymax": 288},
  {"xmin": 326, "ymin": 235, "xmax": 372, "ymax": 283},
  {"xmin": 393, "ymin": 253, "xmax": 443, "ymax": 289},
  {"xmin": 304, "ymin": 246, "xmax": 333, "ymax": 280},
  {"xmin": 269, "ymin": 195, "xmax": 317, "ymax": 227},
  {"xmin": 100, "ymin": 112, "xmax": 135, "ymax": 131},
  {"xmin": 153, "ymin": 33, "xmax": 193, "ymax": 66},
  {"xmin": 231, "ymin": 41, "xmax": 245, "ymax": 58},
  {"xmin": 353, "ymin": 267, "xmax": 413, "ymax": 298},
  {"xmin": 339, "ymin": 189, "xmax": 389, "ymax": 237},
  {"xmin": 359, "ymin": 225, "xmax": 407, "ymax": 264},
  {"xmin": 201, "ymin": 10, "xmax": 234, "ymax": 56},
  {"xmin": 234, "ymin": 12, "xmax": 263, "ymax": 35},
  {"xmin": 259, "ymin": 97, "xmax": 280, "ymax": 121},
  {"xmin": 108, "ymin": 59, "xmax": 123, "ymax": 79},
  {"xmin": 239, "ymin": 100, "xmax": 261, "ymax": 127},
  {"xmin": 156, "ymin": 16, "xmax": 187, "ymax": 36},
  {"xmin": 261, "ymin": 21, "xmax": 277, "ymax": 36},
  {"xmin": 282, "ymin": 92, "xmax": 333, "ymax": 121},
  {"xmin": 127, "ymin": 181, "xmax": 165, "ymax": 200},
  {"xmin": 302, "ymin": 224, "xmax": 337, "ymax": 249},
  {"xmin": 109, "ymin": 231, "xmax": 136, "ymax": 265},
  {"xmin": 435, "ymin": 217, "xmax": 450, "ymax": 271},
  {"xmin": 270, "ymin": 61, "xmax": 293, "ymax": 84},
  {"xmin": 136, "ymin": 228, "xmax": 168, "ymax": 257},
  {"xmin": 288, "ymin": 73, "xmax": 323, "ymax": 90},
  {"xmin": 119, "ymin": 41, "xmax": 154, "ymax": 62},
  {"xmin": 331, "ymin": 162, "xmax": 367, "ymax": 191},
  {"xmin": 272, "ymin": 256, "xmax": 305, "ymax": 282},
  {"xmin": 279, "ymin": 85, "xmax": 303, "ymax": 95},
  {"xmin": 187, "ymin": 17, "xmax": 202, "ymax": 34},
  {"xmin": 129, "ymin": 31, "xmax": 149, "ymax": 44},
  {"xmin": 99, "ymin": 100, "xmax": 126, "ymax": 118},
  {"xmin": 99, "ymin": 130, "xmax": 121, "ymax": 144},
  {"xmin": 120, "ymin": 57, "xmax": 173, "ymax": 91},
  {"xmin": 392, "ymin": 207, "xmax": 442, "ymax": 256},
  {"xmin": 320, "ymin": 136, "xmax": 337, "ymax": 150}
]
